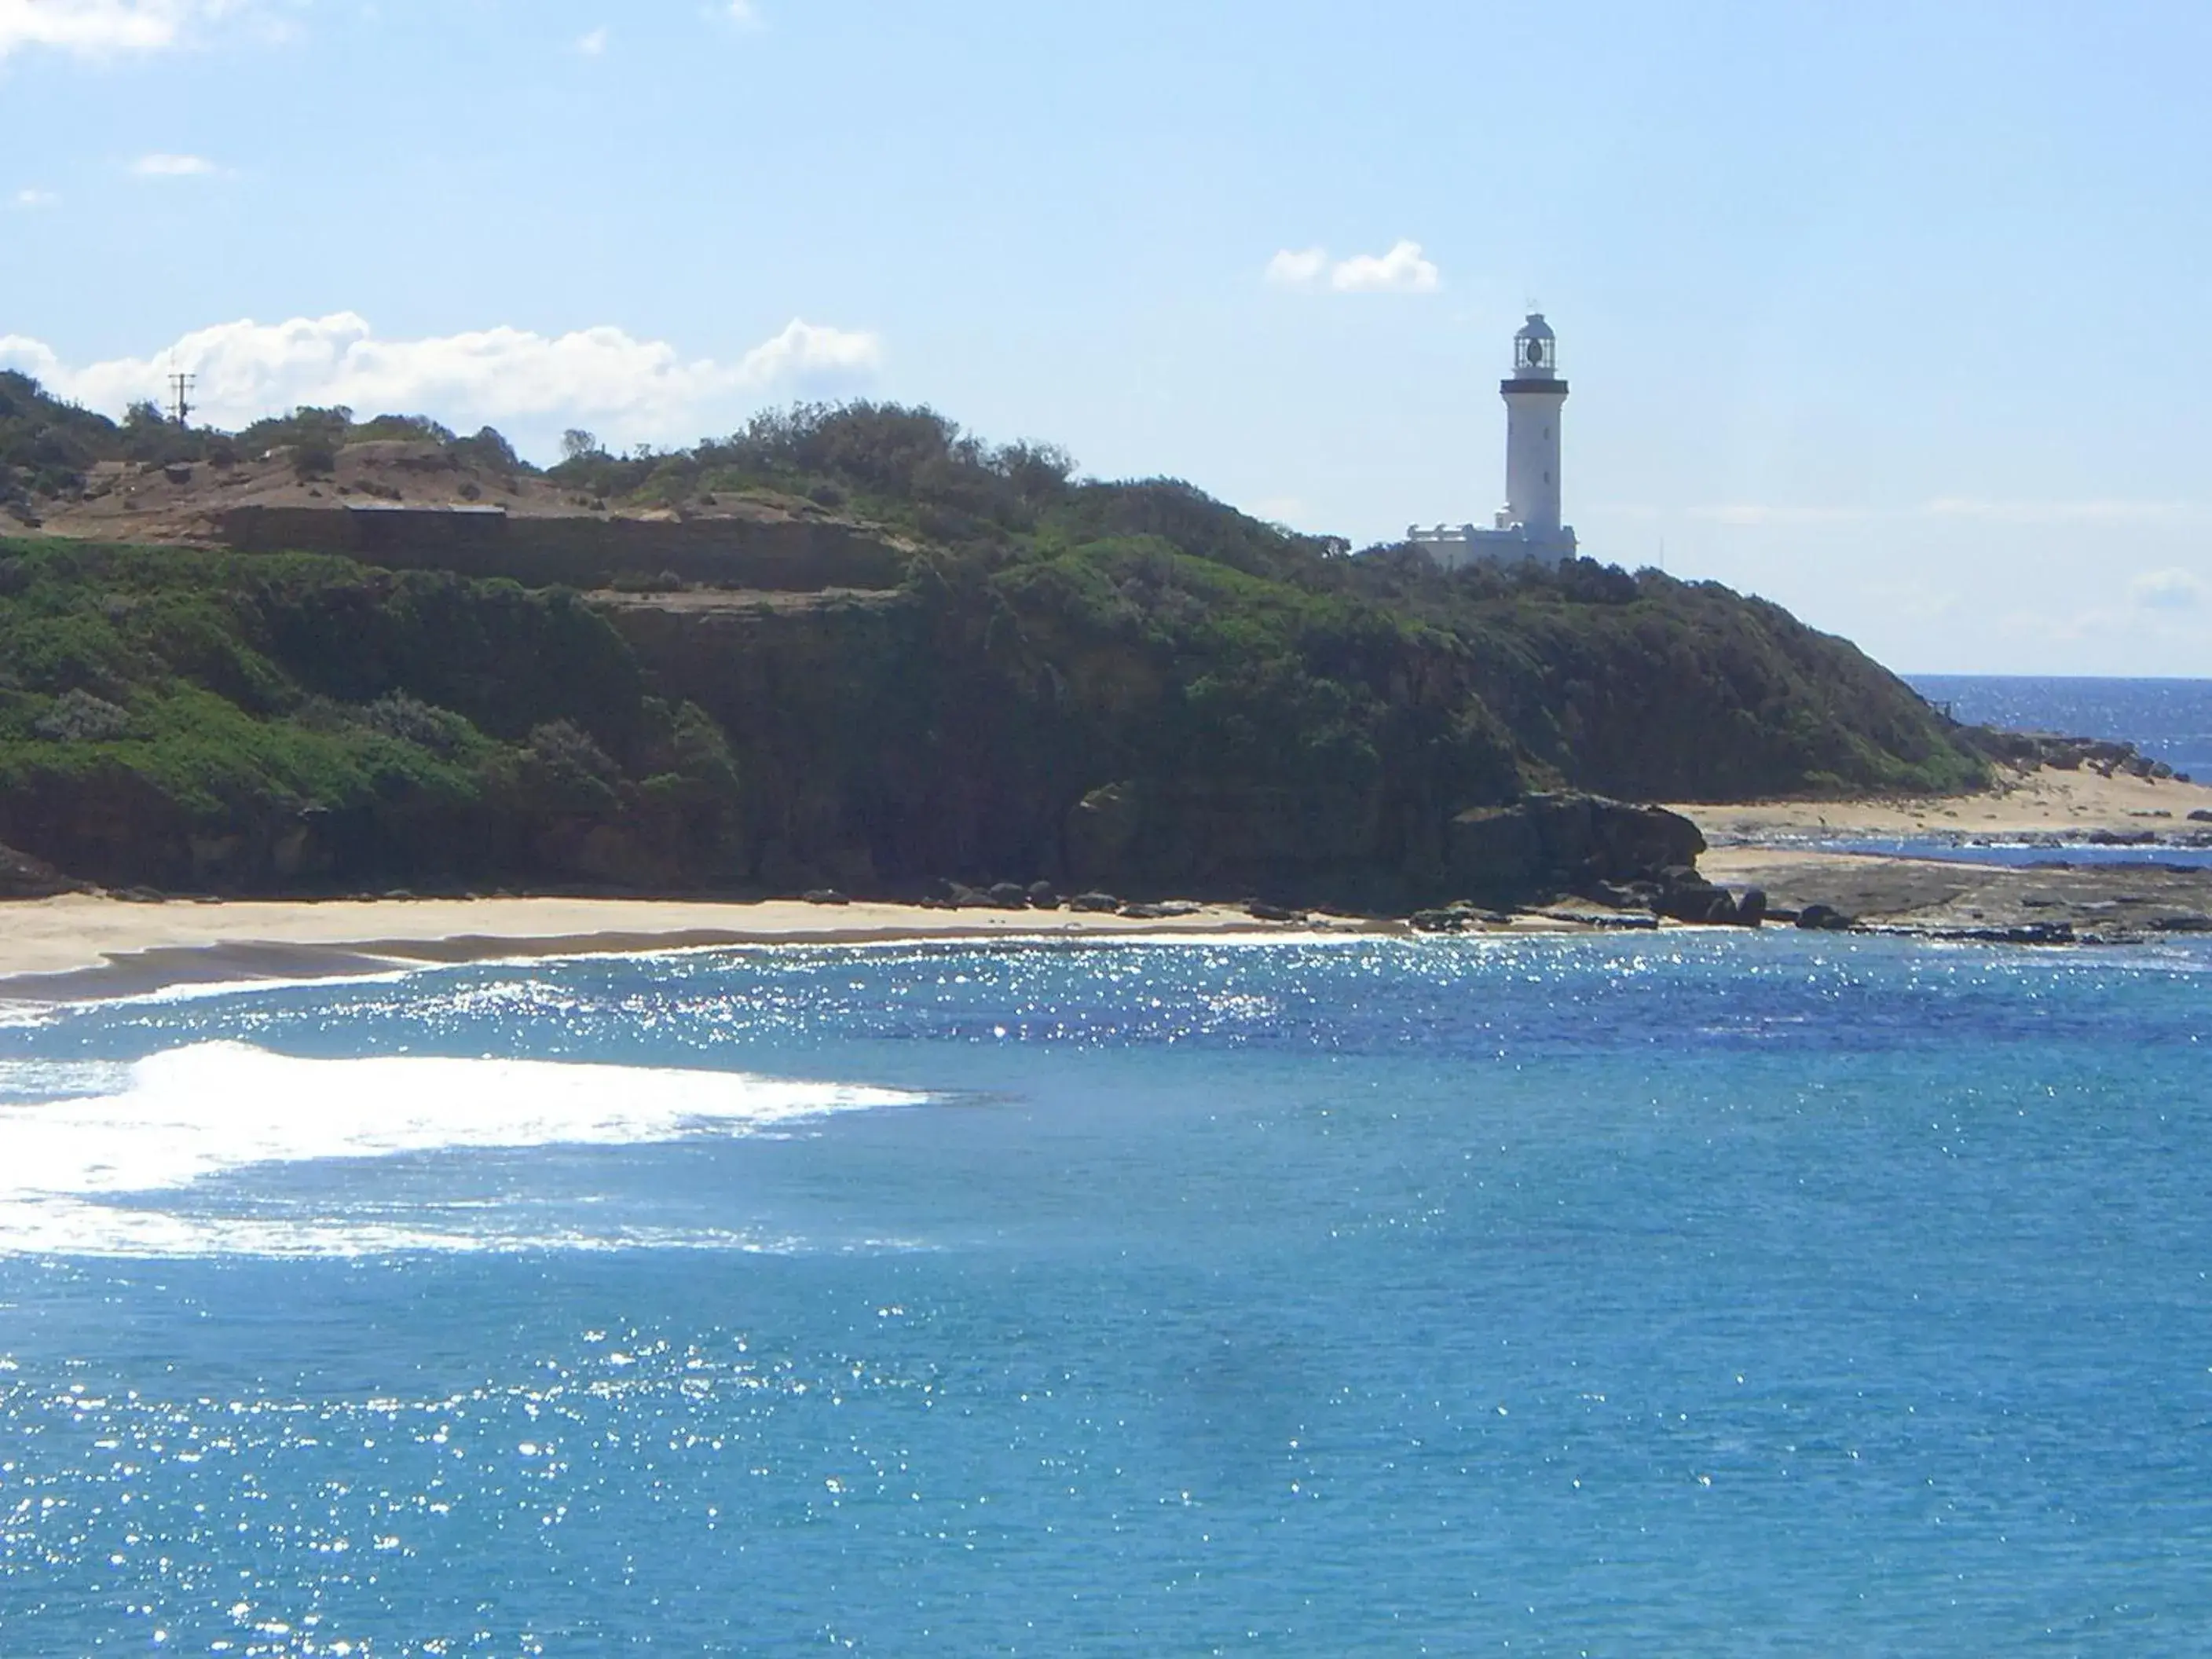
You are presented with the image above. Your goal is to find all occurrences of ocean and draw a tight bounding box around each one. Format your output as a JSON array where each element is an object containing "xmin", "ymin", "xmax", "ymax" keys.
[
  {"xmin": 4, "ymin": 934, "xmax": 2212, "ymax": 1654},
  {"xmin": 4, "ymin": 676, "xmax": 2212, "ymax": 1654},
  {"xmin": 1908, "ymin": 675, "xmax": 2212, "ymax": 782}
]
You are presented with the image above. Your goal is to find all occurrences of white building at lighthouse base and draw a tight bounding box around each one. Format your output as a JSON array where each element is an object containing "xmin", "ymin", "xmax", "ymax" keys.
[{"xmin": 1407, "ymin": 517, "xmax": 1578, "ymax": 569}]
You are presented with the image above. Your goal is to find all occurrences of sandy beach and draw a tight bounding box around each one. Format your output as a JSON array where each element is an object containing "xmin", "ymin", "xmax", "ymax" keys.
[{"xmin": 0, "ymin": 893, "xmax": 1399, "ymax": 1003}]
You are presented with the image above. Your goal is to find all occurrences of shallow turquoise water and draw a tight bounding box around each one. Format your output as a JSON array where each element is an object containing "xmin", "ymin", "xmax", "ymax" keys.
[{"xmin": 2, "ymin": 933, "xmax": 2210, "ymax": 1653}]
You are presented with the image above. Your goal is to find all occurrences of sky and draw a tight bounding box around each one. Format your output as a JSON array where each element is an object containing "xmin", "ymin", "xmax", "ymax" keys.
[{"xmin": 2, "ymin": 0, "xmax": 2209, "ymax": 676}]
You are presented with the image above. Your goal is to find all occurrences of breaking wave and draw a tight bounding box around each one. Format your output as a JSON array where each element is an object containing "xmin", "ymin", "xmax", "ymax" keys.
[{"xmin": 0, "ymin": 1042, "xmax": 924, "ymax": 1258}]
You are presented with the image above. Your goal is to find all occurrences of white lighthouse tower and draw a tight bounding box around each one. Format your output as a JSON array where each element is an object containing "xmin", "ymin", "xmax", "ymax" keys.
[
  {"xmin": 1408, "ymin": 312, "xmax": 1580, "ymax": 568},
  {"xmin": 1503, "ymin": 313, "xmax": 1569, "ymax": 543}
]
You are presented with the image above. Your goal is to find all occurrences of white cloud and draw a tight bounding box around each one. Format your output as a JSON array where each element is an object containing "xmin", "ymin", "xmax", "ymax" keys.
[
  {"xmin": 0, "ymin": 0, "xmax": 266, "ymax": 61},
  {"xmin": 1328, "ymin": 240, "xmax": 1441, "ymax": 294},
  {"xmin": 0, "ymin": 313, "xmax": 886, "ymax": 452},
  {"xmin": 1264, "ymin": 240, "xmax": 1441, "ymax": 295},
  {"xmin": 2129, "ymin": 567, "xmax": 2206, "ymax": 613},
  {"xmin": 131, "ymin": 152, "xmax": 217, "ymax": 178},
  {"xmin": 1264, "ymin": 247, "xmax": 1328, "ymax": 288},
  {"xmin": 0, "ymin": 0, "xmax": 178, "ymax": 57},
  {"xmin": 730, "ymin": 317, "xmax": 881, "ymax": 386},
  {"xmin": 723, "ymin": 0, "xmax": 761, "ymax": 27},
  {"xmin": 13, "ymin": 186, "xmax": 58, "ymax": 207},
  {"xmin": 574, "ymin": 24, "xmax": 606, "ymax": 56}
]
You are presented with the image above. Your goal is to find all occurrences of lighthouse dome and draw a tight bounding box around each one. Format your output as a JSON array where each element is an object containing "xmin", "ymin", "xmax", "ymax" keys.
[{"xmin": 1512, "ymin": 313, "xmax": 1558, "ymax": 375}]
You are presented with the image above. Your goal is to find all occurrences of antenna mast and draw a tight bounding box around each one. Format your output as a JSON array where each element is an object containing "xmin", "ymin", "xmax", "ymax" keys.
[{"xmin": 167, "ymin": 371, "xmax": 196, "ymax": 427}]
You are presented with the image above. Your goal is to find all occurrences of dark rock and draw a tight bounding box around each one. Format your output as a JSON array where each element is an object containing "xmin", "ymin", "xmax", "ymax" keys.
[
  {"xmin": 1118, "ymin": 900, "xmax": 1199, "ymax": 920},
  {"xmin": 1648, "ymin": 863, "xmax": 1741, "ymax": 925},
  {"xmin": 1796, "ymin": 903, "xmax": 1855, "ymax": 931},
  {"xmin": 1447, "ymin": 793, "xmax": 1705, "ymax": 907},
  {"xmin": 2086, "ymin": 829, "xmax": 2158, "ymax": 846},
  {"xmin": 1657, "ymin": 883, "xmax": 1738, "ymax": 925},
  {"xmin": 1409, "ymin": 908, "xmax": 1476, "ymax": 932},
  {"xmin": 1026, "ymin": 881, "xmax": 1060, "ymax": 910},
  {"xmin": 802, "ymin": 888, "xmax": 850, "ymax": 906},
  {"xmin": 1582, "ymin": 879, "xmax": 1648, "ymax": 908},
  {"xmin": 2190, "ymin": 810, "xmax": 2212, "ymax": 824},
  {"xmin": 1064, "ymin": 783, "xmax": 1142, "ymax": 887},
  {"xmin": 1735, "ymin": 888, "xmax": 1768, "ymax": 928},
  {"xmin": 1445, "ymin": 807, "xmax": 1542, "ymax": 897},
  {"xmin": 2152, "ymin": 914, "xmax": 2212, "ymax": 933},
  {"xmin": 1068, "ymin": 891, "xmax": 1122, "ymax": 913},
  {"xmin": 987, "ymin": 881, "xmax": 1030, "ymax": 910},
  {"xmin": 1944, "ymin": 921, "xmax": 2076, "ymax": 945},
  {"xmin": 0, "ymin": 841, "xmax": 88, "ymax": 898},
  {"xmin": 1247, "ymin": 901, "xmax": 1306, "ymax": 923},
  {"xmin": 1549, "ymin": 910, "xmax": 1661, "ymax": 930},
  {"xmin": 945, "ymin": 882, "xmax": 989, "ymax": 908}
]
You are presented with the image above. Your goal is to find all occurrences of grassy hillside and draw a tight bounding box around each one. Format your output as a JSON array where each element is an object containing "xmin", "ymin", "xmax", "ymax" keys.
[
  {"xmin": 0, "ymin": 394, "xmax": 1986, "ymax": 903},
  {"xmin": 0, "ymin": 540, "xmax": 742, "ymax": 892}
]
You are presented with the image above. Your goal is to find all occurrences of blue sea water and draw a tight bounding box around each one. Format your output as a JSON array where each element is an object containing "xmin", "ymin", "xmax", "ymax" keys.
[
  {"xmin": 4, "ymin": 933, "xmax": 2212, "ymax": 1654},
  {"xmin": 1810, "ymin": 840, "xmax": 2212, "ymax": 870},
  {"xmin": 1908, "ymin": 675, "xmax": 2212, "ymax": 782}
]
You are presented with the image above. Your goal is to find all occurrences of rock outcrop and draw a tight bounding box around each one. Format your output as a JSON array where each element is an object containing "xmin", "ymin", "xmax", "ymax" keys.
[
  {"xmin": 1445, "ymin": 794, "xmax": 1707, "ymax": 906},
  {"xmin": 0, "ymin": 840, "xmax": 86, "ymax": 898}
]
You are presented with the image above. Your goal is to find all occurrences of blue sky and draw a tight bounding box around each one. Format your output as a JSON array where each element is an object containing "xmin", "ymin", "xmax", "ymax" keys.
[{"xmin": 3, "ymin": 0, "xmax": 2209, "ymax": 675}]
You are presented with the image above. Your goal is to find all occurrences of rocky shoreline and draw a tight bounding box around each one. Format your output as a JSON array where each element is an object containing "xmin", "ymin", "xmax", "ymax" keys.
[{"xmin": 8, "ymin": 768, "xmax": 2212, "ymax": 994}]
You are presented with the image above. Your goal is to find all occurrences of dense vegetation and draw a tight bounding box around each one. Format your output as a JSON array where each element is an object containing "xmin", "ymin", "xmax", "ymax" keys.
[
  {"xmin": 0, "ymin": 371, "xmax": 521, "ymax": 497},
  {"xmin": 0, "ymin": 383, "xmax": 1986, "ymax": 903},
  {"xmin": 0, "ymin": 540, "xmax": 742, "ymax": 891}
]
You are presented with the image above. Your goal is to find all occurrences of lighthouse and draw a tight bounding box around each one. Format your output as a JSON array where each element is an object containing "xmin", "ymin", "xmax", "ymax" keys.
[
  {"xmin": 1408, "ymin": 312, "xmax": 1580, "ymax": 568},
  {"xmin": 1503, "ymin": 313, "xmax": 1567, "ymax": 540}
]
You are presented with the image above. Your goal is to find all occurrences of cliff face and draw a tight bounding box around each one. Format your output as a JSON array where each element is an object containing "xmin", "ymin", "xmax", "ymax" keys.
[
  {"xmin": 580, "ymin": 535, "xmax": 1976, "ymax": 910},
  {"xmin": 218, "ymin": 505, "xmax": 909, "ymax": 593},
  {"xmin": 0, "ymin": 496, "xmax": 1983, "ymax": 907}
]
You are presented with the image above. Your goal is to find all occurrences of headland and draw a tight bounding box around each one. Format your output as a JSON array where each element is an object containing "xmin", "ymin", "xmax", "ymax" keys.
[{"xmin": 6, "ymin": 383, "xmax": 2196, "ymax": 977}]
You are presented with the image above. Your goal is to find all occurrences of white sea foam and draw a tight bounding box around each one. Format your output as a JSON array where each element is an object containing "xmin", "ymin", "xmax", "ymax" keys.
[{"xmin": 0, "ymin": 1042, "xmax": 925, "ymax": 1258}]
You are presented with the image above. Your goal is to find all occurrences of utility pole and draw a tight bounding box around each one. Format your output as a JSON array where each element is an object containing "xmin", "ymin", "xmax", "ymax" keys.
[{"xmin": 167, "ymin": 371, "xmax": 196, "ymax": 427}]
